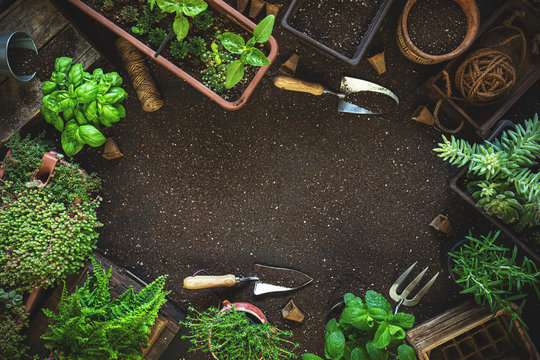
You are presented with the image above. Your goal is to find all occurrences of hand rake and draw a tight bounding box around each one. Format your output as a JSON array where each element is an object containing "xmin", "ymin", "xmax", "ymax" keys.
[{"xmin": 389, "ymin": 262, "xmax": 439, "ymax": 314}]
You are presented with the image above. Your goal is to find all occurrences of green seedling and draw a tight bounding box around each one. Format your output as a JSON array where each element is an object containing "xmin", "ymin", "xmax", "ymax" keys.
[{"xmin": 153, "ymin": 0, "xmax": 208, "ymax": 41}]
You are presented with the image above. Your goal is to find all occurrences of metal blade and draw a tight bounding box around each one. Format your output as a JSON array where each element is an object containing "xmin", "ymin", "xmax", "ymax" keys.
[
  {"xmin": 253, "ymin": 282, "xmax": 293, "ymax": 295},
  {"xmin": 340, "ymin": 76, "xmax": 399, "ymax": 105},
  {"xmin": 253, "ymin": 264, "xmax": 313, "ymax": 295},
  {"xmin": 338, "ymin": 100, "xmax": 375, "ymax": 114}
]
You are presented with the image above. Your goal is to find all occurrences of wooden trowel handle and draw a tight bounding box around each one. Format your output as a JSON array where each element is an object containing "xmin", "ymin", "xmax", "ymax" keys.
[
  {"xmin": 183, "ymin": 275, "xmax": 237, "ymax": 289},
  {"xmin": 274, "ymin": 76, "xmax": 325, "ymax": 95}
]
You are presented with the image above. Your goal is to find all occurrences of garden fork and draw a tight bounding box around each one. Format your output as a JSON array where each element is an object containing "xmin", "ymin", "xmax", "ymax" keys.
[{"xmin": 389, "ymin": 262, "xmax": 439, "ymax": 314}]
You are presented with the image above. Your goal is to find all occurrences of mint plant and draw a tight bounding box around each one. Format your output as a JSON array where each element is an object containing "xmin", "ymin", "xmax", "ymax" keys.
[
  {"xmin": 449, "ymin": 231, "xmax": 540, "ymax": 330},
  {"xmin": 153, "ymin": 0, "xmax": 208, "ymax": 41},
  {"xmin": 41, "ymin": 57, "xmax": 127, "ymax": 156},
  {"xmin": 42, "ymin": 258, "xmax": 168, "ymax": 359},
  {"xmin": 303, "ymin": 291, "xmax": 416, "ymax": 360},
  {"xmin": 181, "ymin": 305, "xmax": 298, "ymax": 360},
  {"xmin": 219, "ymin": 15, "xmax": 274, "ymax": 89}
]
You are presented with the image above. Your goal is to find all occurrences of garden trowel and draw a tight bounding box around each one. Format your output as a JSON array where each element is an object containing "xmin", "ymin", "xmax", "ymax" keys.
[
  {"xmin": 183, "ymin": 264, "xmax": 313, "ymax": 295},
  {"xmin": 273, "ymin": 75, "xmax": 399, "ymax": 114}
]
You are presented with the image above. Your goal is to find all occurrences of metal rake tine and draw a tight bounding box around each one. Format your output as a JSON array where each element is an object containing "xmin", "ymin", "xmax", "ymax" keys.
[
  {"xmin": 389, "ymin": 262, "xmax": 417, "ymax": 302},
  {"xmin": 403, "ymin": 271, "xmax": 440, "ymax": 306},
  {"xmin": 400, "ymin": 266, "xmax": 429, "ymax": 299}
]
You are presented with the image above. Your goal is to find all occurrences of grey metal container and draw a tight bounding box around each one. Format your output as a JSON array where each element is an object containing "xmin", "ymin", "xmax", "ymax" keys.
[{"xmin": 0, "ymin": 31, "xmax": 37, "ymax": 81}]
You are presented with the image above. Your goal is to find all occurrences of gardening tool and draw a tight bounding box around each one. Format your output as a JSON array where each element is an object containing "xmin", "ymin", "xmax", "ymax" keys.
[
  {"xmin": 273, "ymin": 75, "xmax": 399, "ymax": 114},
  {"xmin": 183, "ymin": 264, "xmax": 313, "ymax": 295},
  {"xmin": 389, "ymin": 262, "xmax": 439, "ymax": 314}
]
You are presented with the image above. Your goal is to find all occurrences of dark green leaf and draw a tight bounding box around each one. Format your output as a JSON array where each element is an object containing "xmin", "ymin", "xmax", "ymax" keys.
[
  {"xmin": 55, "ymin": 57, "xmax": 72, "ymax": 73},
  {"xmin": 325, "ymin": 318, "xmax": 339, "ymax": 334},
  {"xmin": 325, "ymin": 332, "xmax": 345, "ymax": 360},
  {"xmin": 51, "ymin": 114, "xmax": 64, "ymax": 132},
  {"xmin": 245, "ymin": 48, "xmax": 270, "ymax": 67},
  {"xmin": 365, "ymin": 342, "xmax": 388, "ymax": 360},
  {"xmin": 397, "ymin": 345, "xmax": 417, "ymax": 360},
  {"xmin": 68, "ymin": 64, "xmax": 84, "ymax": 86},
  {"xmin": 350, "ymin": 347, "xmax": 367, "ymax": 360},
  {"xmin": 220, "ymin": 32, "xmax": 245, "ymax": 54},
  {"xmin": 365, "ymin": 291, "xmax": 392, "ymax": 314},
  {"xmin": 78, "ymin": 125, "xmax": 106, "ymax": 147},
  {"xmin": 302, "ymin": 354, "xmax": 324, "ymax": 360},
  {"xmin": 225, "ymin": 60, "xmax": 245, "ymax": 89}
]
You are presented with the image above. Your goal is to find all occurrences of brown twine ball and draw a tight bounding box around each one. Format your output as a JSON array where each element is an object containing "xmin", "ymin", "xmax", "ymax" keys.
[
  {"xmin": 455, "ymin": 49, "xmax": 516, "ymax": 106},
  {"xmin": 115, "ymin": 38, "xmax": 163, "ymax": 112}
]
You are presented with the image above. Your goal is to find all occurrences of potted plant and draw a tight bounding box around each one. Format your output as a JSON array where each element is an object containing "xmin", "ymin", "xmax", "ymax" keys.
[
  {"xmin": 281, "ymin": 0, "xmax": 394, "ymax": 66},
  {"xmin": 40, "ymin": 57, "xmax": 127, "ymax": 156},
  {"xmin": 434, "ymin": 115, "xmax": 540, "ymax": 262},
  {"xmin": 41, "ymin": 257, "xmax": 169, "ymax": 359},
  {"xmin": 0, "ymin": 289, "xmax": 29, "ymax": 360},
  {"xmin": 181, "ymin": 300, "xmax": 299, "ymax": 359},
  {"xmin": 302, "ymin": 291, "xmax": 417, "ymax": 360},
  {"xmin": 448, "ymin": 231, "xmax": 540, "ymax": 330},
  {"xmin": 64, "ymin": 0, "xmax": 278, "ymax": 110}
]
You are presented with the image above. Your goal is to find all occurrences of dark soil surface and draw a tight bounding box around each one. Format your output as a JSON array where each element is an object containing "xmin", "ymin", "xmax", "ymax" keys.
[
  {"xmin": 407, "ymin": 0, "xmax": 467, "ymax": 55},
  {"xmin": 7, "ymin": 48, "xmax": 38, "ymax": 77},
  {"xmin": 81, "ymin": 0, "xmax": 265, "ymax": 101},
  {"xmin": 16, "ymin": 0, "xmax": 540, "ymax": 357},
  {"xmin": 289, "ymin": 0, "xmax": 384, "ymax": 58},
  {"xmin": 346, "ymin": 91, "xmax": 398, "ymax": 114}
]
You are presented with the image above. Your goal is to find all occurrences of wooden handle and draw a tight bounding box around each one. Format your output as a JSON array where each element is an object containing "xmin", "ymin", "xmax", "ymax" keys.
[
  {"xmin": 183, "ymin": 275, "xmax": 237, "ymax": 289},
  {"xmin": 274, "ymin": 76, "xmax": 325, "ymax": 95}
]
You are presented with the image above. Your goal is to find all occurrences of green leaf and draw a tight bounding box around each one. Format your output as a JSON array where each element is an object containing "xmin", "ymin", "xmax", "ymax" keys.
[
  {"xmin": 183, "ymin": 0, "xmax": 207, "ymax": 16},
  {"xmin": 368, "ymin": 307, "xmax": 388, "ymax": 321},
  {"xmin": 104, "ymin": 87, "xmax": 128, "ymax": 103},
  {"xmin": 350, "ymin": 347, "xmax": 368, "ymax": 360},
  {"xmin": 51, "ymin": 71, "xmax": 66, "ymax": 84},
  {"xmin": 397, "ymin": 345, "xmax": 417, "ymax": 360},
  {"xmin": 100, "ymin": 104, "xmax": 120, "ymax": 124},
  {"xmin": 102, "ymin": 72, "xmax": 123, "ymax": 87},
  {"xmin": 252, "ymin": 15, "xmax": 274, "ymax": 43},
  {"xmin": 42, "ymin": 81, "xmax": 57, "ymax": 95},
  {"xmin": 156, "ymin": 0, "xmax": 180, "ymax": 13},
  {"xmin": 61, "ymin": 126, "xmax": 84, "ymax": 156},
  {"xmin": 51, "ymin": 114, "xmax": 64, "ymax": 132},
  {"xmin": 389, "ymin": 313, "xmax": 415, "ymax": 329},
  {"xmin": 365, "ymin": 291, "xmax": 392, "ymax": 314},
  {"xmin": 325, "ymin": 332, "xmax": 345, "ymax": 360},
  {"xmin": 302, "ymin": 355, "xmax": 324, "ymax": 360},
  {"xmin": 344, "ymin": 293, "xmax": 356, "ymax": 304},
  {"xmin": 114, "ymin": 104, "xmax": 126, "ymax": 118},
  {"xmin": 74, "ymin": 108, "xmax": 88, "ymax": 125},
  {"xmin": 173, "ymin": 14, "xmax": 190, "ymax": 41},
  {"xmin": 84, "ymin": 101, "xmax": 99, "ymax": 122},
  {"xmin": 55, "ymin": 57, "xmax": 72, "ymax": 73},
  {"xmin": 78, "ymin": 125, "xmax": 106, "ymax": 147},
  {"xmin": 68, "ymin": 64, "xmax": 84, "ymax": 87},
  {"xmin": 326, "ymin": 318, "xmax": 339, "ymax": 334},
  {"xmin": 75, "ymin": 83, "xmax": 98, "ymax": 104},
  {"xmin": 220, "ymin": 32, "xmax": 245, "ymax": 54},
  {"xmin": 373, "ymin": 322, "xmax": 392, "ymax": 349},
  {"xmin": 388, "ymin": 324, "xmax": 406, "ymax": 340},
  {"xmin": 225, "ymin": 60, "xmax": 245, "ymax": 89},
  {"xmin": 245, "ymin": 48, "xmax": 270, "ymax": 67},
  {"xmin": 366, "ymin": 342, "xmax": 388, "ymax": 360}
]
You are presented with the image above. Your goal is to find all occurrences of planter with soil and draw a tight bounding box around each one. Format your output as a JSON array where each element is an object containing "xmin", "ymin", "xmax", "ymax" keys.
[
  {"xmin": 281, "ymin": 0, "xmax": 394, "ymax": 66},
  {"xmin": 397, "ymin": 0, "xmax": 480, "ymax": 64},
  {"xmin": 450, "ymin": 120, "xmax": 540, "ymax": 263},
  {"xmin": 66, "ymin": 0, "xmax": 278, "ymax": 111}
]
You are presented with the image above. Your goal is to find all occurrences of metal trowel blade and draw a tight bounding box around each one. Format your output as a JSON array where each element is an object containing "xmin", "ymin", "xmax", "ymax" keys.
[
  {"xmin": 338, "ymin": 100, "xmax": 375, "ymax": 114},
  {"xmin": 252, "ymin": 264, "xmax": 313, "ymax": 296}
]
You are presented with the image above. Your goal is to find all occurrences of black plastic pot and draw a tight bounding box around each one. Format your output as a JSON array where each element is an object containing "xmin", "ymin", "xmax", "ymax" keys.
[
  {"xmin": 0, "ymin": 31, "xmax": 37, "ymax": 81},
  {"xmin": 449, "ymin": 120, "xmax": 540, "ymax": 264},
  {"xmin": 281, "ymin": 0, "xmax": 394, "ymax": 66},
  {"xmin": 446, "ymin": 239, "xmax": 469, "ymax": 283}
]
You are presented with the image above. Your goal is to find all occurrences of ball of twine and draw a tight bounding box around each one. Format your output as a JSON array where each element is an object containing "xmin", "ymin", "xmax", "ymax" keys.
[{"xmin": 455, "ymin": 48, "xmax": 516, "ymax": 106}]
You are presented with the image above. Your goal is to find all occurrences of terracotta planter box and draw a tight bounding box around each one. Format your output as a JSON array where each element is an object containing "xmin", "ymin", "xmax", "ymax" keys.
[{"xmin": 65, "ymin": 0, "xmax": 279, "ymax": 111}]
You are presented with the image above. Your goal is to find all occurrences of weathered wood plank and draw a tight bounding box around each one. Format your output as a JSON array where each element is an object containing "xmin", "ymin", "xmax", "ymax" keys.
[{"xmin": 143, "ymin": 318, "xmax": 168, "ymax": 355}]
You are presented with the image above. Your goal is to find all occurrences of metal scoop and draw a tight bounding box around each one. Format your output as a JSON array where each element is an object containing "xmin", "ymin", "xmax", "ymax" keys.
[
  {"xmin": 273, "ymin": 75, "xmax": 399, "ymax": 114},
  {"xmin": 183, "ymin": 264, "xmax": 313, "ymax": 296}
]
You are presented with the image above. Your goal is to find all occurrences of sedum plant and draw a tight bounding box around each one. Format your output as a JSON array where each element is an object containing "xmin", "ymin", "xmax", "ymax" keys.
[
  {"xmin": 434, "ymin": 114, "xmax": 540, "ymax": 230},
  {"xmin": 181, "ymin": 306, "xmax": 299, "ymax": 360},
  {"xmin": 303, "ymin": 291, "xmax": 416, "ymax": 360},
  {"xmin": 219, "ymin": 15, "xmax": 274, "ymax": 89},
  {"xmin": 449, "ymin": 231, "xmax": 540, "ymax": 330},
  {"xmin": 42, "ymin": 258, "xmax": 169, "ymax": 360},
  {"xmin": 152, "ymin": 0, "xmax": 208, "ymax": 41},
  {"xmin": 41, "ymin": 57, "xmax": 127, "ymax": 156},
  {"xmin": 0, "ymin": 304, "xmax": 29, "ymax": 360}
]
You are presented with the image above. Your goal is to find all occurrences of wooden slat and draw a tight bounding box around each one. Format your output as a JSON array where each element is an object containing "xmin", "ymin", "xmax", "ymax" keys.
[{"xmin": 143, "ymin": 318, "xmax": 168, "ymax": 355}]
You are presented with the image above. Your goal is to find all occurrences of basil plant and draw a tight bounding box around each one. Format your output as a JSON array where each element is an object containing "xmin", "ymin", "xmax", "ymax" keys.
[
  {"xmin": 41, "ymin": 57, "xmax": 127, "ymax": 156},
  {"xmin": 219, "ymin": 15, "xmax": 274, "ymax": 89},
  {"xmin": 151, "ymin": 0, "xmax": 208, "ymax": 41}
]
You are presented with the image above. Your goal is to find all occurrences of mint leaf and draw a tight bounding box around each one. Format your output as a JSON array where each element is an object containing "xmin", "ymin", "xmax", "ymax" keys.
[
  {"xmin": 366, "ymin": 342, "xmax": 389, "ymax": 360},
  {"xmin": 398, "ymin": 345, "xmax": 417, "ymax": 360},
  {"xmin": 350, "ymin": 347, "xmax": 368, "ymax": 360},
  {"xmin": 365, "ymin": 290, "xmax": 392, "ymax": 314},
  {"xmin": 373, "ymin": 322, "xmax": 392, "ymax": 349},
  {"xmin": 324, "ymin": 332, "xmax": 345, "ymax": 360},
  {"xmin": 302, "ymin": 354, "xmax": 324, "ymax": 360},
  {"xmin": 389, "ymin": 313, "xmax": 415, "ymax": 329}
]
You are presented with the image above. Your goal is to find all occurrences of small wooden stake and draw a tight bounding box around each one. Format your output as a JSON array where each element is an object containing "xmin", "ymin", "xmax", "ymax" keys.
[
  {"xmin": 282, "ymin": 300, "xmax": 305, "ymax": 323},
  {"xmin": 249, "ymin": 0, "xmax": 265, "ymax": 18},
  {"xmin": 279, "ymin": 53, "xmax": 299, "ymax": 77},
  {"xmin": 367, "ymin": 51, "xmax": 386, "ymax": 75},
  {"xmin": 237, "ymin": 0, "xmax": 249, "ymax": 13},
  {"xmin": 430, "ymin": 214, "xmax": 453, "ymax": 235},
  {"xmin": 266, "ymin": 2, "xmax": 282, "ymax": 17},
  {"xmin": 102, "ymin": 138, "xmax": 124, "ymax": 160},
  {"xmin": 411, "ymin": 105, "xmax": 435, "ymax": 126}
]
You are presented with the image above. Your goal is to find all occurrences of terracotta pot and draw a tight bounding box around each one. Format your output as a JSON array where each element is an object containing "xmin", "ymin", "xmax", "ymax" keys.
[
  {"xmin": 24, "ymin": 287, "xmax": 44, "ymax": 316},
  {"xmin": 34, "ymin": 151, "xmax": 59, "ymax": 186},
  {"xmin": 397, "ymin": 0, "xmax": 480, "ymax": 64},
  {"xmin": 209, "ymin": 300, "xmax": 268, "ymax": 360},
  {"xmin": 65, "ymin": 0, "xmax": 279, "ymax": 111},
  {"xmin": 0, "ymin": 150, "xmax": 12, "ymax": 179}
]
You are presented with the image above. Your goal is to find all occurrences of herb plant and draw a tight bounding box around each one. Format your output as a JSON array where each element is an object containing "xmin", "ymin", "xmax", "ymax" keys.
[
  {"xmin": 449, "ymin": 231, "xmax": 540, "ymax": 330},
  {"xmin": 219, "ymin": 15, "xmax": 274, "ymax": 89},
  {"xmin": 434, "ymin": 115, "xmax": 540, "ymax": 231},
  {"xmin": 153, "ymin": 0, "xmax": 208, "ymax": 41},
  {"xmin": 171, "ymin": 40, "xmax": 189, "ymax": 59},
  {"xmin": 181, "ymin": 306, "xmax": 299, "ymax": 360},
  {"xmin": 193, "ymin": 9, "xmax": 214, "ymax": 30},
  {"xmin": 120, "ymin": 5, "xmax": 140, "ymax": 23},
  {"xmin": 41, "ymin": 57, "xmax": 128, "ymax": 156},
  {"xmin": 149, "ymin": 27, "xmax": 168, "ymax": 46},
  {"xmin": 0, "ymin": 305, "xmax": 29, "ymax": 360},
  {"xmin": 303, "ymin": 291, "xmax": 416, "ymax": 360},
  {"xmin": 188, "ymin": 36, "xmax": 206, "ymax": 57},
  {"xmin": 42, "ymin": 258, "xmax": 169, "ymax": 360},
  {"xmin": 132, "ymin": 4, "xmax": 164, "ymax": 35}
]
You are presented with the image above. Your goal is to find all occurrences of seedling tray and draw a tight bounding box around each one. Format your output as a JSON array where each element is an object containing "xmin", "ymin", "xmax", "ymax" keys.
[
  {"xmin": 449, "ymin": 120, "xmax": 540, "ymax": 264},
  {"xmin": 280, "ymin": 0, "xmax": 394, "ymax": 66},
  {"xmin": 420, "ymin": 0, "xmax": 540, "ymax": 139}
]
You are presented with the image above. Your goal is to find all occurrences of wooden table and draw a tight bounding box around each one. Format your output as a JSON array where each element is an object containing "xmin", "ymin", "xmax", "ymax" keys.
[{"xmin": 0, "ymin": 0, "xmax": 101, "ymax": 143}]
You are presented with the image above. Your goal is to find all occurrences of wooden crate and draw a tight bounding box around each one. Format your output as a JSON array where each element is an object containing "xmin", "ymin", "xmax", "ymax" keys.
[{"xmin": 406, "ymin": 302, "xmax": 540, "ymax": 360}]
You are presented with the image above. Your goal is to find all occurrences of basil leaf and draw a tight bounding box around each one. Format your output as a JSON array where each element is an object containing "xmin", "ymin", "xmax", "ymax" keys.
[
  {"xmin": 42, "ymin": 81, "xmax": 57, "ymax": 95},
  {"xmin": 252, "ymin": 15, "xmax": 274, "ymax": 43},
  {"xmin": 78, "ymin": 124, "xmax": 106, "ymax": 147},
  {"xmin": 113, "ymin": 104, "xmax": 126, "ymax": 118},
  {"xmin": 100, "ymin": 104, "xmax": 120, "ymax": 124},
  {"xmin": 397, "ymin": 345, "xmax": 417, "ymax": 360},
  {"xmin": 93, "ymin": 68, "xmax": 104, "ymax": 79},
  {"xmin": 173, "ymin": 14, "xmax": 189, "ymax": 41},
  {"xmin": 98, "ymin": 82, "xmax": 111, "ymax": 94},
  {"xmin": 51, "ymin": 114, "xmax": 64, "ymax": 132},
  {"xmin": 61, "ymin": 126, "xmax": 84, "ymax": 156},
  {"xmin": 68, "ymin": 64, "xmax": 84, "ymax": 87},
  {"xmin": 245, "ymin": 48, "xmax": 270, "ymax": 67},
  {"xmin": 74, "ymin": 108, "xmax": 88, "ymax": 125},
  {"xmin": 63, "ymin": 107, "xmax": 74, "ymax": 121},
  {"xmin": 324, "ymin": 332, "xmax": 345, "ymax": 360},
  {"xmin": 302, "ymin": 355, "xmax": 324, "ymax": 360},
  {"xmin": 183, "ymin": 0, "xmax": 207, "ymax": 16},
  {"xmin": 84, "ymin": 101, "xmax": 99, "ymax": 122},
  {"xmin": 41, "ymin": 105, "xmax": 53, "ymax": 124},
  {"xmin": 54, "ymin": 57, "xmax": 72, "ymax": 73},
  {"xmin": 74, "ymin": 127, "xmax": 85, "ymax": 144},
  {"xmin": 105, "ymin": 87, "xmax": 128, "ymax": 103},
  {"xmin": 220, "ymin": 32, "xmax": 245, "ymax": 54},
  {"xmin": 156, "ymin": 0, "xmax": 180, "ymax": 13},
  {"xmin": 51, "ymin": 71, "xmax": 66, "ymax": 84},
  {"xmin": 225, "ymin": 60, "xmax": 245, "ymax": 89},
  {"xmin": 76, "ymin": 83, "xmax": 98, "ymax": 104},
  {"xmin": 102, "ymin": 72, "xmax": 122, "ymax": 87}
]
